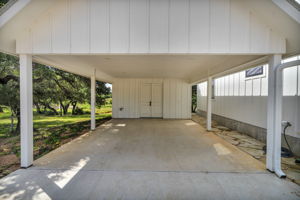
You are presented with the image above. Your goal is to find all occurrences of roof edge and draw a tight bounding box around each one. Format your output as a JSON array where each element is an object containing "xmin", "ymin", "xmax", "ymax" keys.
[
  {"xmin": 0, "ymin": 0, "xmax": 17, "ymax": 16},
  {"xmin": 273, "ymin": 0, "xmax": 300, "ymax": 24},
  {"xmin": 0, "ymin": 0, "xmax": 31, "ymax": 28}
]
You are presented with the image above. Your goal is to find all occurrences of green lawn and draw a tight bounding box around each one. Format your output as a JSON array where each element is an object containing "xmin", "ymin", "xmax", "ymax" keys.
[
  {"xmin": 0, "ymin": 110, "xmax": 17, "ymax": 138},
  {"xmin": 0, "ymin": 103, "xmax": 112, "ymax": 178},
  {"xmin": 0, "ymin": 104, "xmax": 112, "ymax": 138}
]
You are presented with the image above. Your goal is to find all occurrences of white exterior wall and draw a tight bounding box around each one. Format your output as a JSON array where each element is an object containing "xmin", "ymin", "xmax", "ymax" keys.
[
  {"xmin": 197, "ymin": 95, "xmax": 300, "ymax": 138},
  {"xmin": 197, "ymin": 57, "xmax": 300, "ymax": 138},
  {"xmin": 113, "ymin": 78, "xmax": 191, "ymax": 119},
  {"xmin": 163, "ymin": 79, "xmax": 191, "ymax": 119},
  {"xmin": 16, "ymin": 0, "xmax": 285, "ymax": 54},
  {"xmin": 112, "ymin": 79, "xmax": 141, "ymax": 118}
]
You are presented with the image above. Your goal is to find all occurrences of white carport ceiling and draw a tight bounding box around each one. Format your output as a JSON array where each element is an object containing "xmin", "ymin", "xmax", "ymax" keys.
[{"xmin": 34, "ymin": 54, "xmax": 263, "ymax": 83}]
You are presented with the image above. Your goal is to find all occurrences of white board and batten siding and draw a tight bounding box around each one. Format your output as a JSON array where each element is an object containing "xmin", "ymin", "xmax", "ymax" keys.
[
  {"xmin": 112, "ymin": 79, "xmax": 191, "ymax": 119},
  {"xmin": 112, "ymin": 79, "xmax": 140, "ymax": 118},
  {"xmin": 197, "ymin": 62, "xmax": 300, "ymax": 138},
  {"xmin": 163, "ymin": 79, "xmax": 191, "ymax": 119},
  {"xmin": 16, "ymin": 0, "xmax": 285, "ymax": 54}
]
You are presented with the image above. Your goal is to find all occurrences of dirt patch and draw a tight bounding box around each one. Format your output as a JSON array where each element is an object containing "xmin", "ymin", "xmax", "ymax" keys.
[
  {"xmin": 0, "ymin": 154, "xmax": 20, "ymax": 178},
  {"xmin": 0, "ymin": 154, "xmax": 18, "ymax": 166}
]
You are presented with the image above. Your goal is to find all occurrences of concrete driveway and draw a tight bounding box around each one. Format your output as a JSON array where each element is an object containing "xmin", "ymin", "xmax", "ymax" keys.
[{"xmin": 0, "ymin": 119, "xmax": 299, "ymax": 200}]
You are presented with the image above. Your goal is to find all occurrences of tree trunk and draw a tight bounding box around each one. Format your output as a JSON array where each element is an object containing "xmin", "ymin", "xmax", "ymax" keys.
[
  {"xmin": 59, "ymin": 104, "xmax": 63, "ymax": 116},
  {"xmin": 192, "ymin": 105, "xmax": 197, "ymax": 113},
  {"xmin": 11, "ymin": 109, "xmax": 21, "ymax": 135},
  {"xmin": 60, "ymin": 102, "xmax": 64, "ymax": 115},
  {"xmin": 0, "ymin": 106, "xmax": 3, "ymax": 113},
  {"xmin": 35, "ymin": 103, "xmax": 42, "ymax": 114},
  {"xmin": 10, "ymin": 114, "xmax": 14, "ymax": 133},
  {"xmin": 64, "ymin": 104, "xmax": 69, "ymax": 115},
  {"xmin": 60, "ymin": 101, "xmax": 70, "ymax": 115},
  {"xmin": 71, "ymin": 101, "xmax": 77, "ymax": 115},
  {"xmin": 46, "ymin": 104, "xmax": 58, "ymax": 115},
  {"xmin": 15, "ymin": 113, "xmax": 20, "ymax": 134}
]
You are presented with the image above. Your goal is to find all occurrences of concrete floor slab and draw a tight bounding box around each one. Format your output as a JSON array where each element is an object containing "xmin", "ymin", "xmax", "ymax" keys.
[{"xmin": 0, "ymin": 119, "xmax": 299, "ymax": 200}]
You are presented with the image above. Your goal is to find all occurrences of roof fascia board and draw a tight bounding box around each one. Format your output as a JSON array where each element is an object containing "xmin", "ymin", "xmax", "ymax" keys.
[
  {"xmin": 0, "ymin": 0, "xmax": 18, "ymax": 16},
  {"xmin": 0, "ymin": 0, "xmax": 31, "ymax": 28},
  {"xmin": 273, "ymin": 0, "xmax": 300, "ymax": 24}
]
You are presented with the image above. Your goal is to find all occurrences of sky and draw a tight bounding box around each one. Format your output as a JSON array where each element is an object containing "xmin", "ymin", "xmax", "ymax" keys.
[{"xmin": 105, "ymin": 83, "xmax": 112, "ymax": 91}]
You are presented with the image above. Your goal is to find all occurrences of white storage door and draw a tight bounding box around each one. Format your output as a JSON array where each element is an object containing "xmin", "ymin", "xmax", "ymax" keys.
[
  {"xmin": 151, "ymin": 83, "xmax": 163, "ymax": 117},
  {"xmin": 140, "ymin": 83, "xmax": 163, "ymax": 118},
  {"xmin": 140, "ymin": 83, "xmax": 152, "ymax": 117}
]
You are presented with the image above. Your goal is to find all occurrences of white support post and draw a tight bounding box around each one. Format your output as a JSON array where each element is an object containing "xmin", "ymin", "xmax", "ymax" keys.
[
  {"xmin": 266, "ymin": 55, "xmax": 285, "ymax": 177},
  {"xmin": 206, "ymin": 77, "xmax": 212, "ymax": 131},
  {"xmin": 266, "ymin": 55, "xmax": 278, "ymax": 171},
  {"xmin": 266, "ymin": 56, "xmax": 300, "ymax": 178},
  {"xmin": 274, "ymin": 56, "xmax": 286, "ymax": 177},
  {"xmin": 91, "ymin": 70, "xmax": 96, "ymax": 130},
  {"xmin": 20, "ymin": 54, "xmax": 33, "ymax": 168}
]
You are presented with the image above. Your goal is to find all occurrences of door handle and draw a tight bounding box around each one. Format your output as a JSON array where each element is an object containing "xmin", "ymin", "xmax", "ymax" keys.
[{"xmin": 149, "ymin": 101, "xmax": 152, "ymax": 106}]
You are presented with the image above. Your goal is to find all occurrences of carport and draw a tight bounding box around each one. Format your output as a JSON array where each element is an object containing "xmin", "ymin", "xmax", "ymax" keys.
[
  {"xmin": 1, "ymin": 119, "xmax": 299, "ymax": 199},
  {"xmin": 0, "ymin": 0, "xmax": 300, "ymax": 198}
]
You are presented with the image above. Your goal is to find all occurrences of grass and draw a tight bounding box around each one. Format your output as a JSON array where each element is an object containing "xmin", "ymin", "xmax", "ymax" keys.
[
  {"xmin": 0, "ymin": 111, "xmax": 15, "ymax": 138},
  {"xmin": 0, "ymin": 103, "xmax": 112, "ymax": 138},
  {"xmin": 32, "ymin": 113, "xmax": 111, "ymax": 129},
  {"xmin": 0, "ymin": 103, "xmax": 112, "ymax": 178}
]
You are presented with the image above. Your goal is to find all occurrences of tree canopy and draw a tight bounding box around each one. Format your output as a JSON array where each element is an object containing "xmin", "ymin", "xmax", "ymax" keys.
[
  {"xmin": 0, "ymin": 0, "xmax": 9, "ymax": 9},
  {"xmin": 0, "ymin": 52, "xmax": 111, "ymax": 135}
]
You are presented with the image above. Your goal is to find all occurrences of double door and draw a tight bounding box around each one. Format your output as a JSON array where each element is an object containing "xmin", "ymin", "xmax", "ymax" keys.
[{"xmin": 140, "ymin": 83, "xmax": 162, "ymax": 118}]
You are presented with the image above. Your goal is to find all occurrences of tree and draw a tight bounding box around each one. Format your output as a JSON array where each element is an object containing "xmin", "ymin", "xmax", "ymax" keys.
[
  {"xmin": 51, "ymin": 68, "xmax": 89, "ymax": 115},
  {"xmin": 0, "ymin": 0, "xmax": 9, "ymax": 9},
  {"xmin": 0, "ymin": 53, "xmax": 20, "ymax": 134},
  {"xmin": 0, "ymin": 51, "xmax": 112, "ymax": 134},
  {"xmin": 0, "ymin": 79, "xmax": 20, "ymax": 133},
  {"xmin": 32, "ymin": 65, "xmax": 93, "ymax": 115},
  {"xmin": 95, "ymin": 82, "xmax": 110, "ymax": 108},
  {"xmin": 33, "ymin": 64, "xmax": 60, "ymax": 115},
  {"xmin": 191, "ymin": 85, "xmax": 197, "ymax": 113}
]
